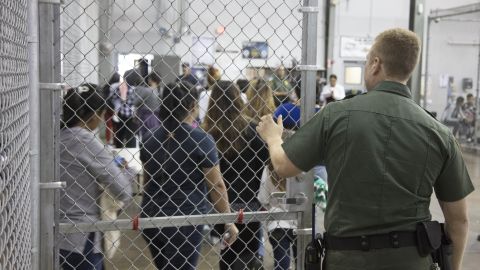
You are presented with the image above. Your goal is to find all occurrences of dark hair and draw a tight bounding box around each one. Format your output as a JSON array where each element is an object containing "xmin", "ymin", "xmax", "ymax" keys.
[
  {"xmin": 102, "ymin": 73, "xmax": 121, "ymax": 105},
  {"xmin": 181, "ymin": 63, "xmax": 190, "ymax": 69},
  {"xmin": 466, "ymin": 93, "xmax": 473, "ymax": 99},
  {"xmin": 236, "ymin": 79, "xmax": 250, "ymax": 93},
  {"xmin": 207, "ymin": 66, "xmax": 221, "ymax": 88},
  {"xmin": 159, "ymin": 81, "xmax": 198, "ymax": 131},
  {"xmin": 107, "ymin": 72, "xmax": 121, "ymax": 85},
  {"xmin": 202, "ymin": 80, "xmax": 249, "ymax": 157},
  {"xmin": 146, "ymin": 71, "xmax": 161, "ymax": 85},
  {"xmin": 329, "ymin": 74, "xmax": 337, "ymax": 80},
  {"xmin": 124, "ymin": 69, "xmax": 143, "ymax": 87},
  {"xmin": 62, "ymin": 83, "xmax": 105, "ymax": 128},
  {"xmin": 456, "ymin": 96, "xmax": 465, "ymax": 104}
]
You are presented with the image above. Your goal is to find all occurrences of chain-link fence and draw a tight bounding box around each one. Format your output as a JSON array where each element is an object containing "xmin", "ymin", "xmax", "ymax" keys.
[
  {"xmin": 424, "ymin": 5, "xmax": 480, "ymax": 147},
  {"xmin": 0, "ymin": 0, "xmax": 32, "ymax": 269},
  {"xmin": 37, "ymin": 0, "xmax": 320, "ymax": 269}
]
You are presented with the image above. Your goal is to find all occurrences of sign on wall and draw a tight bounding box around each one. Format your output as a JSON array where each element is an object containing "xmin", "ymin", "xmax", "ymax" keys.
[
  {"xmin": 340, "ymin": 36, "xmax": 373, "ymax": 59},
  {"xmin": 242, "ymin": 41, "xmax": 268, "ymax": 59}
]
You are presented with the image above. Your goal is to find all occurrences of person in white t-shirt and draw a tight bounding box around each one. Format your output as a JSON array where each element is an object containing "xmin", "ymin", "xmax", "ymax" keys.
[{"xmin": 320, "ymin": 74, "xmax": 345, "ymax": 105}]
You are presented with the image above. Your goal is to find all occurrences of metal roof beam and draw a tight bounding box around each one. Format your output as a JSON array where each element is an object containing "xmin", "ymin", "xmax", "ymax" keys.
[{"xmin": 429, "ymin": 2, "xmax": 480, "ymax": 20}]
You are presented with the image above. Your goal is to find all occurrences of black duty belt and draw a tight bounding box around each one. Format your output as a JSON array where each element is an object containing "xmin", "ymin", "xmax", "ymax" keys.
[{"xmin": 325, "ymin": 231, "xmax": 417, "ymax": 251}]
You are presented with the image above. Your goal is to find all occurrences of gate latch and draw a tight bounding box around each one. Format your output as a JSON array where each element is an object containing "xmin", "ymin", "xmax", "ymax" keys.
[
  {"xmin": 270, "ymin": 192, "xmax": 308, "ymax": 205},
  {"xmin": 39, "ymin": 182, "xmax": 66, "ymax": 190}
]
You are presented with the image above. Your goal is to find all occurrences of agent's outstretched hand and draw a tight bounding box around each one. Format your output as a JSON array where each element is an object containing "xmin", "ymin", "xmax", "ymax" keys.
[{"xmin": 257, "ymin": 114, "xmax": 284, "ymax": 145}]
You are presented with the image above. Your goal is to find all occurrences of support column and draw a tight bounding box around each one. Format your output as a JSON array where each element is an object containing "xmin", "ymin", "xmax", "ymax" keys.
[
  {"xmin": 408, "ymin": 0, "xmax": 426, "ymax": 106},
  {"xmin": 297, "ymin": 0, "xmax": 319, "ymax": 268},
  {"xmin": 38, "ymin": 1, "xmax": 62, "ymax": 269}
]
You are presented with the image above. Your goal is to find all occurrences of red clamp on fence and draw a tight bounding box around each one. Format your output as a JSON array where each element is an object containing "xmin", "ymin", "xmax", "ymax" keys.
[
  {"xmin": 132, "ymin": 215, "xmax": 140, "ymax": 231},
  {"xmin": 236, "ymin": 208, "xmax": 244, "ymax": 224}
]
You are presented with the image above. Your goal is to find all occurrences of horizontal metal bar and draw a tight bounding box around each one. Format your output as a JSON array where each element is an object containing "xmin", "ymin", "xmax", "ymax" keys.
[
  {"xmin": 447, "ymin": 40, "xmax": 480, "ymax": 46},
  {"xmin": 39, "ymin": 83, "xmax": 64, "ymax": 90},
  {"xmin": 39, "ymin": 182, "xmax": 66, "ymax": 190},
  {"xmin": 429, "ymin": 3, "xmax": 480, "ymax": 20},
  {"xmin": 38, "ymin": 0, "xmax": 63, "ymax": 4},
  {"xmin": 298, "ymin": 7, "xmax": 320, "ymax": 13},
  {"xmin": 294, "ymin": 228, "xmax": 312, "ymax": 235},
  {"xmin": 59, "ymin": 211, "xmax": 299, "ymax": 233},
  {"xmin": 296, "ymin": 65, "xmax": 324, "ymax": 71},
  {"xmin": 440, "ymin": 18, "xmax": 480, "ymax": 22}
]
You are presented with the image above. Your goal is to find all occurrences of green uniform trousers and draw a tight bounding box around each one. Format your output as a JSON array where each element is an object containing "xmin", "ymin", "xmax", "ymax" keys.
[{"xmin": 325, "ymin": 247, "xmax": 433, "ymax": 270}]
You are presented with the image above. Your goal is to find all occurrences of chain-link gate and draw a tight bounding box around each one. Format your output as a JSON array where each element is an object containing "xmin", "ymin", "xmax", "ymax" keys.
[
  {"xmin": 424, "ymin": 4, "xmax": 480, "ymax": 148},
  {"xmin": 0, "ymin": 0, "xmax": 32, "ymax": 269},
  {"xmin": 37, "ymin": 0, "xmax": 320, "ymax": 269}
]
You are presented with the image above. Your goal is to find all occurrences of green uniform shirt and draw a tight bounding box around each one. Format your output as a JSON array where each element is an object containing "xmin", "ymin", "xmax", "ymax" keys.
[{"xmin": 283, "ymin": 81, "xmax": 474, "ymax": 237}]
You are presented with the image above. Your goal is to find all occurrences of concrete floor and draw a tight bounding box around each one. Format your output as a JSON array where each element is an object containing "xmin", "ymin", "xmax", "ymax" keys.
[{"xmin": 103, "ymin": 151, "xmax": 480, "ymax": 270}]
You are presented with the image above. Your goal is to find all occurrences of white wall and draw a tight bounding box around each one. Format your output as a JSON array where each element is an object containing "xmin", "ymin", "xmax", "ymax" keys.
[
  {"xmin": 330, "ymin": 0, "xmax": 410, "ymax": 89},
  {"xmin": 61, "ymin": 0, "xmax": 480, "ymax": 112},
  {"xmin": 423, "ymin": 0, "xmax": 480, "ymax": 115},
  {"xmin": 62, "ymin": 0, "xmax": 100, "ymax": 87},
  {"xmin": 109, "ymin": 0, "xmax": 304, "ymax": 81}
]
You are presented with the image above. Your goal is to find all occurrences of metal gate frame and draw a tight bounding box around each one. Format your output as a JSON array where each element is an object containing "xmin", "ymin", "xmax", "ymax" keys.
[{"xmin": 36, "ymin": 0, "xmax": 321, "ymax": 269}]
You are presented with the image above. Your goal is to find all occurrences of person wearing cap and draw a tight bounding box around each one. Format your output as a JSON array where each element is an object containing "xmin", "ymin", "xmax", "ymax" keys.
[{"xmin": 257, "ymin": 28, "xmax": 474, "ymax": 270}]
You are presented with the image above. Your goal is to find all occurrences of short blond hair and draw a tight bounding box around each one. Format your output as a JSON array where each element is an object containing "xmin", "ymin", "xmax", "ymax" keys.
[{"xmin": 371, "ymin": 28, "xmax": 421, "ymax": 81}]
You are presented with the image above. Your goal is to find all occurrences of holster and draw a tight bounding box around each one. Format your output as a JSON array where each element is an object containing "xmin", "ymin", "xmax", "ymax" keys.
[
  {"xmin": 416, "ymin": 221, "xmax": 442, "ymax": 257},
  {"xmin": 305, "ymin": 233, "xmax": 325, "ymax": 270},
  {"xmin": 416, "ymin": 221, "xmax": 453, "ymax": 270},
  {"xmin": 432, "ymin": 223, "xmax": 453, "ymax": 270}
]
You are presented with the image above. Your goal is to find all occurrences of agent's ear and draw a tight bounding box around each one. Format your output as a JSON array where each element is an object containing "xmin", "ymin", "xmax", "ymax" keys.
[{"xmin": 371, "ymin": 56, "xmax": 382, "ymax": 75}]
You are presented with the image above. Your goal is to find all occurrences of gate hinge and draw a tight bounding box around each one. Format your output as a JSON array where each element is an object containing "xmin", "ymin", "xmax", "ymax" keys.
[{"xmin": 270, "ymin": 192, "xmax": 308, "ymax": 205}]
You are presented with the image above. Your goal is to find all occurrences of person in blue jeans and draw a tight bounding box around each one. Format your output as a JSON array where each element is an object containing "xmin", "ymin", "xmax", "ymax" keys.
[
  {"xmin": 140, "ymin": 82, "xmax": 238, "ymax": 270},
  {"xmin": 59, "ymin": 233, "xmax": 102, "ymax": 270}
]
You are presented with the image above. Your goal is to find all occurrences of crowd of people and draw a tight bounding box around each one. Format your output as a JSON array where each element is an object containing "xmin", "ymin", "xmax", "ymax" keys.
[
  {"xmin": 59, "ymin": 62, "xmax": 345, "ymax": 270},
  {"xmin": 442, "ymin": 93, "xmax": 477, "ymax": 142},
  {"xmin": 58, "ymin": 27, "xmax": 476, "ymax": 270}
]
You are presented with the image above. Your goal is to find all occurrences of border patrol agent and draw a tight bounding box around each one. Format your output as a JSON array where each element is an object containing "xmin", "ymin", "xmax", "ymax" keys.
[{"xmin": 257, "ymin": 28, "xmax": 474, "ymax": 270}]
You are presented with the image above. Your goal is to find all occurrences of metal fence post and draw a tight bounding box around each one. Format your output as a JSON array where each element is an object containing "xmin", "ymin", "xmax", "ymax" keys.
[
  {"xmin": 474, "ymin": 33, "xmax": 480, "ymax": 147},
  {"xmin": 408, "ymin": 0, "xmax": 426, "ymax": 106},
  {"xmin": 38, "ymin": 1, "xmax": 62, "ymax": 269},
  {"xmin": 0, "ymin": 0, "xmax": 33, "ymax": 268},
  {"xmin": 98, "ymin": 0, "xmax": 115, "ymax": 86},
  {"xmin": 297, "ymin": 0, "xmax": 320, "ymax": 269},
  {"xmin": 28, "ymin": 0, "xmax": 40, "ymax": 269}
]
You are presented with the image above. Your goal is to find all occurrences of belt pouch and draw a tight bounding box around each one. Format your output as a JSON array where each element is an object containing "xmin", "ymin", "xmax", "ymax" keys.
[{"xmin": 416, "ymin": 221, "xmax": 442, "ymax": 257}]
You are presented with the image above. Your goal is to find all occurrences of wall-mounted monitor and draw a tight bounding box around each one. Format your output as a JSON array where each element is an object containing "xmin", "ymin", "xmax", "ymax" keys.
[
  {"xmin": 242, "ymin": 41, "xmax": 268, "ymax": 59},
  {"xmin": 344, "ymin": 65, "xmax": 363, "ymax": 85}
]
